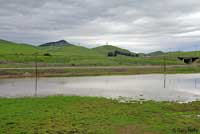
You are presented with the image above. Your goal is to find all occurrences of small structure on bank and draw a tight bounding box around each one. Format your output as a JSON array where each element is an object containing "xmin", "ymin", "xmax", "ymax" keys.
[{"xmin": 178, "ymin": 57, "xmax": 199, "ymax": 64}]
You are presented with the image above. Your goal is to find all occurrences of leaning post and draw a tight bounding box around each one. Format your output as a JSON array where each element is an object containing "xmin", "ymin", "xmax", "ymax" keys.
[
  {"xmin": 163, "ymin": 56, "xmax": 167, "ymax": 88},
  {"xmin": 34, "ymin": 53, "xmax": 38, "ymax": 96}
]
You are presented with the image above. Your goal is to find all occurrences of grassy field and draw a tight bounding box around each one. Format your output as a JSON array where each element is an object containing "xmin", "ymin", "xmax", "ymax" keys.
[
  {"xmin": 0, "ymin": 96, "xmax": 199, "ymax": 134},
  {"xmin": 0, "ymin": 39, "xmax": 200, "ymax": 66},
  {"xmin": 0, "ymin": 55, "xmax": 185, "ymax": 67}
]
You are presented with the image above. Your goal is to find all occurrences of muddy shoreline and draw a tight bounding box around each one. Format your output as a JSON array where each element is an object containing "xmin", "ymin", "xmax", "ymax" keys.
[{"xmin": 0, "ymin": 65, "xmax": 200, "ymax": 79}]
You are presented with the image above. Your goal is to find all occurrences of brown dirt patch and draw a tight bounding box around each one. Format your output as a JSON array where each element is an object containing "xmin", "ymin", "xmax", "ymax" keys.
[{"xmin": 118, "ymin": 125, "xmax": 159, "ymax": 134}]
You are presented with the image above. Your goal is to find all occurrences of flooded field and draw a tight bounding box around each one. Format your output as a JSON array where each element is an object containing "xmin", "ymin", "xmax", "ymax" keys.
[{"xmin": 0, "ymin": 74, "xmax": 200, "ymax": 102}]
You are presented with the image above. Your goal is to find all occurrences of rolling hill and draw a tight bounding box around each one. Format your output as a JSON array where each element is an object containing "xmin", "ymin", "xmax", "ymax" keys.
[
  {"xmin": 38, "ymin": 43, "xmax": 110, "ymax": 65},
  {"xmin": 39, "ymin": 40, "xmax": 72, "ymax": 47},
  {"xmin": 165, "ymin": 51, "xmax": 200, "ymax": 57},
  {"xmin": 0, "ymin": 39, "xmax": 199, "ymax": 66},
  {"xmin": 147, "ymin": 51, "xmax": 165, "ymax": 57},
  {"xmin": 40, "ymin": 43, "xmax": 101, "ymax": 57},
  {"xmin": 0, "ymin": 39, "xmax": 39, "ymax": 55},
  {"xmin": 92, "ymin": 45, "xmax": 133, "ymax": 55}
]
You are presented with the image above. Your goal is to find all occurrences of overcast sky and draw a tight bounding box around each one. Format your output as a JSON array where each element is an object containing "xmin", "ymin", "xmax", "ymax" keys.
[{"xmin": 0, "ymin": 0, "xmax": 200, "ymax": 52}]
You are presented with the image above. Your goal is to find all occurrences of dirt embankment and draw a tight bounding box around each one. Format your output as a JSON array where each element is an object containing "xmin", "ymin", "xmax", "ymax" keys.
[{"xmin": 0, "ymin": 65, "xmax": 199, "ymax": 78}]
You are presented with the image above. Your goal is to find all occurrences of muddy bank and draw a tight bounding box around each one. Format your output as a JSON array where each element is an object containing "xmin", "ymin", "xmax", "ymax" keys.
[{"xmin": 0, "ymin": 65, "xmax": 200, "ymax": 78}]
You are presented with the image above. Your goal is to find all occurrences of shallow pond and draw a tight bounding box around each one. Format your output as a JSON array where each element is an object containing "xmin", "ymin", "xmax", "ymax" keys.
[{"xmin": 0, "ymin": 74, "xmax": 200, "ymax": 102}]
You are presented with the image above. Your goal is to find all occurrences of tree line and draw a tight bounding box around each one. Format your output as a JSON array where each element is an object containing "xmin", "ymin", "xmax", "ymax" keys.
[{"xmin": 107, "ymin": 50, "xmax": 139, "ymax": 57}]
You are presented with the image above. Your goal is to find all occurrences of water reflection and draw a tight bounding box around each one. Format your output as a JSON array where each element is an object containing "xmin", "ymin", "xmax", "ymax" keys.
[{"xmin": 0, "ymin": 74, "xmax": 199, "ymax": 102}]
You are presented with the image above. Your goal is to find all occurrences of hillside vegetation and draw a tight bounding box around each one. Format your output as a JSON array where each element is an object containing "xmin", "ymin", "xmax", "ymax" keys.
[
  {"xmin": 148, "ymin": 51, "xmax": 164, "ymax": 56},
  {"xmin": 92, "ymin": 45, "xmax": 133, "ymax": 55},
  {"xmin": 0, "ymin": 39, "xmax": 39, "ymax": 54},
  {"xmin": 0, "ymin": 39, "xmax": 199, "ymax": 66}
]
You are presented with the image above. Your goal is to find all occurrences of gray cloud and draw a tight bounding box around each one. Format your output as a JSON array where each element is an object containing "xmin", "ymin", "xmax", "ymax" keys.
[{"xmin": 0, "ymin": 0, "xmax": 200, "ymax": 52}]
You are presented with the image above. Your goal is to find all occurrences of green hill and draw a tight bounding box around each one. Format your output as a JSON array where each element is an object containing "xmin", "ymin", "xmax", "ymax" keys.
[
  {"xmin": 41, "ymin": 44, "xmax": 127, "ymax": 66},
  {"xmin": 0, "ymin": 39, "xmax": 39, "ymax": 55},
  {"xmin": 39, "ymin": 40, "xmax": 73, "ymax": 47},
  {"xmin": 0, "ymin": 39, "xmax": 199, "ymax": 66},
  {"xmin": 40, "ymin": 44, "xmax": 101, "ymax": 57},
  {"xmin": 148, "ymin": 51, "xmax": 165, "ymax": 57},
  {"xmin": 165, "ymin": 51, "xmax": 200, "ymax": 57},
  {"xmin": 92, "ymin": 45, "xmax": 133, "ymax": 55}
]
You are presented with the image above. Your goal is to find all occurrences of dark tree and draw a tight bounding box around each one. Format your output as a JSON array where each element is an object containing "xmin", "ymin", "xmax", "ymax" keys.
[
  {"xmin": 108, "ymin": 52, "xmax": 114, "ymax": 57},
  {"xmin": 43, "ymin": 53, "xmax": 52, "ymax": 56}
]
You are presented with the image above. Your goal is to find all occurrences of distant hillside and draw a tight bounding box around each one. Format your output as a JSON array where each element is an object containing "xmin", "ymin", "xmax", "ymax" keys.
[
  {"xmin": 42, "ymin": 44, "xmax": 102, "ymax": 57},
  {"xmin": 92, "ymin": 45, "xmax": 133, "ymax": 55},
  {"xmin": 0, "ymin": 39, "xmax": 199, "ymax": 66},
  {"xmin": 36, "ymin": 40, "xmax": 101, "ymax": 57},
  {"xmin": 147, "ymin": 50, "xmax": 200, "ymax": 57},
  {"xmin": 0, "ymin": 39, "xmax": 38, "ymax": 54},
  {"xmin": 39, "ymin": 40, "xmax": 72, "ymax": 47},
  {"xmin": 148, "ymin": 51, "xmax": 165, "ymax": 56},
  {"xmin": 164, "ymin": 51, "xmax": 200, "ymax": 58}
]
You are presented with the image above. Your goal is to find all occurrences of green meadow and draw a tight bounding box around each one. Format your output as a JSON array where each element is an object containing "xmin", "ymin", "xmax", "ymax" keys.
[
  {"xmin": 0, "ymin": 96, "xmax": 199, "ymax": 134},
  {"xmin": 0, "ymin": 39, "xmax": 199, "ymax": 66}
]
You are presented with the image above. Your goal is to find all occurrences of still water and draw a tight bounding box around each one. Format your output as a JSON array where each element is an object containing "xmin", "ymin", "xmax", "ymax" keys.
[{"xmin": 0, "ymin": 74, "xmax": 200, "ymax": 102}]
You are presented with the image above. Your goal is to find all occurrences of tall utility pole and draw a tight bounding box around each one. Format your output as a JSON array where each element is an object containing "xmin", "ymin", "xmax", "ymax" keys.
[
  {"xmin": 163, "ymin": 56, "xmax": 166, "ymax": 88},
  {"xmin": 35, "ymin": 54, "xmax": 38, "ymax": 96}
]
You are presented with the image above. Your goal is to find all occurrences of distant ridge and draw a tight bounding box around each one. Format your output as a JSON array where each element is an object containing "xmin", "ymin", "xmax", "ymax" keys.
[
  {"xmin": 0, "ymin": 39, "xmax": 38, "ymax": 54},
  {"xmin": 0, "ymin": 39, "xmax": 19, "ymax": 44},
  {"xmin": 148, "ymin": 51, "xmax": 164, "ymax": 56},
  {"xmin": 39, "ymin": 40, "xmax": 72, "ymax": 47},
  {"xmin": 92, "ymin": 45, "xmax": 133, "ymax": 55}
]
